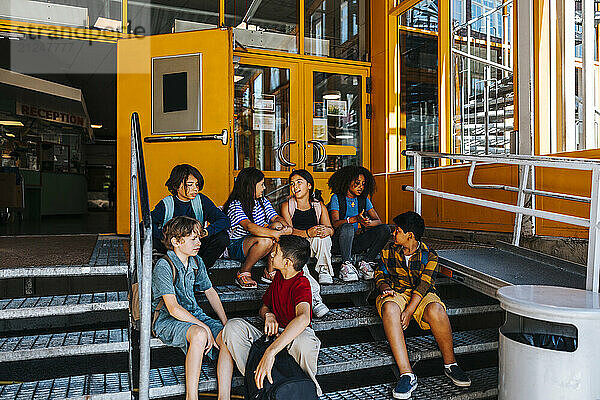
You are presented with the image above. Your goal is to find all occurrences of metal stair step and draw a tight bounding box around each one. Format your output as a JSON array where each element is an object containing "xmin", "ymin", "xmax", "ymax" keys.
[
  {"xmin": 0, "ymin": 372, "xmax": 131, "ymax": 400},
  {"xmin": 211, "ymin": 279, "xmax": 374, "ymax": 303},
  {"xmin": 143, "ymin": 329, "xmax": 498, "ymax": 398},
  {"xmin": 0, "ymin": 292, "xmax": 128, "ymax": 320},
  {"xmin": 0, "ymin": 299, "xmax": 500, "ymax": 363},
  {"xmin": 0, "ymin": 239, "xmax": 128, "ymax": 279},
  {"xmin": 319, "ymin": 367, "xmax": 498, "ymax": 400}
]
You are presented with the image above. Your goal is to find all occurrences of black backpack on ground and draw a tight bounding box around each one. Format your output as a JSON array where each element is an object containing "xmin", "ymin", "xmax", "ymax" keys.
[{"xmin": 244, "ymin": 335, "xmax": 318, "ymax": 400}]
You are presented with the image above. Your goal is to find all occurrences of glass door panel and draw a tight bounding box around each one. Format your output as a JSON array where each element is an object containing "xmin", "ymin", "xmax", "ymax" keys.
[
  {"xmin": 233, "ymin": 63, "xmax": 296, "ymax": 172},
  {"xmin": 306, "ymin": 68, "xmax": 366, "ymax": 175}
]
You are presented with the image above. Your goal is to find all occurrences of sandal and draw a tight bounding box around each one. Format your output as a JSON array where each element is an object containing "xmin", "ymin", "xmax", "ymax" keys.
[
  {"xmin": 261, "ymin": 269, "xmax": 277, "ymax": 284},
  {"xmin": 235, "ymin": 271, "xmax": 257, "ymax": 289}
]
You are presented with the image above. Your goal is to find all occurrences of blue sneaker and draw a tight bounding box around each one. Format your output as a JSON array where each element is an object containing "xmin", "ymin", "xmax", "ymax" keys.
[{"xmin": 392, "ymin": 373, "xmax": 418, "ymax": 399}]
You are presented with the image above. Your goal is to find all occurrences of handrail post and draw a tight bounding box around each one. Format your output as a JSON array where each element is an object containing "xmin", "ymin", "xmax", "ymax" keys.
[
  {"xmin": 512, "ymin": 164, "xmax": 530, "ymax": 246},
  {"xmin": 586, "ymin": 168, "xmax": 600, "ymax": 292},
  {"xmin": 414, "ymin": 153, "xmax": 422, "ymax": 214}
]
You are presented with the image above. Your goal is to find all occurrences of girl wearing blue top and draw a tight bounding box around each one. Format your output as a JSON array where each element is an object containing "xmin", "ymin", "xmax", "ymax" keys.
[
  {"xmin": 328, "ymin": 166, "xmax": 391, "ymax": 282},
  {"xmin": 151, "ymin": 216, "xmax": 228, "ymax": 400},
  {"xmin": 223, "ymin": 167, "xmax": 292, "ymax": 289}
]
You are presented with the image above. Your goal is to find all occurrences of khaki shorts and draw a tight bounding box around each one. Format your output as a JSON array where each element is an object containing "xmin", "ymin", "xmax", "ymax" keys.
[{"xmin": 375, "ymin": 291, "xmax": 446, "ymax": 330}]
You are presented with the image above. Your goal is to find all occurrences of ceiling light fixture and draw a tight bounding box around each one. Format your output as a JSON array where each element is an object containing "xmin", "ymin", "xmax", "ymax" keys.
[
  {"xmin": 94, "ymin": 17, "xmax": 122, "ymax": 32},
  {"xmin": 234, "ymin": 75, "xmax": 244, "ymax": 83},
  {"xmin": 0, "ymin": 121, "xmax": 24, "ymax": 127},
  {"xmin": 91, "ymin": 124, "xmax": 103, "ymax": 129}
]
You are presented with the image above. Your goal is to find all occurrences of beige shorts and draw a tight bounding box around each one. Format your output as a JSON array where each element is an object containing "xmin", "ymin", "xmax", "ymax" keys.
[{"xmin": 375, "ymin": 291, "xmax": 446, "ymax": 330}]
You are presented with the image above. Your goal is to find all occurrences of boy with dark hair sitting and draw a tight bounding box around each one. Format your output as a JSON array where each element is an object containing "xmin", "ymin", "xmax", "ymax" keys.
[
  {"xmin": 216, "ymin": 235, "xmax": 321, "ymax": 400},
  {"xmin": 375, "ymin": 211, "xmax": 471, "ymax": 399},
  {"xmin": 151, "ymin": 164, "xmax": 230, "ymax": 269}
]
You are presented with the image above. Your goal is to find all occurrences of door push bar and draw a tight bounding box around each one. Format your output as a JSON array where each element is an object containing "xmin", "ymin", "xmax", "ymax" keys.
[
  {"xmin": 308, "ymin": 140, "xmax": 327, "ymax": 166},
  {"xmin": 144, "ymin": 129, "xmax": 229, "ymax": 145},
  {"xmin": 277, "ymin": 140, "xmax": 296, "ymax": 167}
]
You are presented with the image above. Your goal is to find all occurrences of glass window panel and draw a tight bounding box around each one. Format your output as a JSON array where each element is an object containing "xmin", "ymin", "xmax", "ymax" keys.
[
  {"xmin": 451, "ymin": 0, "xmax": 513, "ymax": 156},
  {"xmin": 233, "ymin": 65, "xmax": 292, "ymax": 172},
  {"xmin": 128, "ymin": 0, "xmax": 219, "ymax": 36},
  {"xmin": 311, "ymin": 71, "xmax": 362, "ymax": 172},
  {"xmin": 263, "ymin": 177, "xmax": 290, "ymax": 211},
  {"xmin": 225, "ymin": 0, "xmax": 298, "ymax": 53},
  {"xmin": 397, "ymin": 1, "xmax": 439, "ymax": 170},
  {"xmin": 1, "ymin": 0, "xmax": 122, "ymax": 29},
  {"xmin": 304, "ymin": 0, "xmax": 370, "ymax": 61}
]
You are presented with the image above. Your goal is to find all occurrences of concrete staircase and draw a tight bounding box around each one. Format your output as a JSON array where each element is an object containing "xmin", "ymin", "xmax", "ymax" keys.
[{"xmin": 0, "ymin": 237, "xmax": 501, "ymax": 399}]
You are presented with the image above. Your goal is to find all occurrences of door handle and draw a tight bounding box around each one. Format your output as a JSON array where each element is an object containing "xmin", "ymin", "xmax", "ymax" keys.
[
  {"xmin": 144, "ymin": 129, "xmax": 229, "ymax": 145},
  {"xmin": 277, "ymin": 140, "xmax": 296, "ymax": 167},
  {"xmin": 308, "ymin": 140, "xmax": 327, "ymax": 166}
]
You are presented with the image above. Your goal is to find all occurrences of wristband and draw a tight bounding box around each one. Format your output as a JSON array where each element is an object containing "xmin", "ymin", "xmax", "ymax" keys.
[
  {"xmin": 346, "ymin": 217, "xmax": 351, "ymax": 224},
  {"xmin": 306, "ymin": 229, "xmax": 311, "ymax": 238}
]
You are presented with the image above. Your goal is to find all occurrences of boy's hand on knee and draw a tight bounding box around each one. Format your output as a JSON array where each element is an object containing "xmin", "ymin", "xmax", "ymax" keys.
[
  {"xmin": 199, "ymin": 324, "xmax": 217, "ymax": 353},
  {"xmin": 400, "ymin": 310, "xmax": 413, "ymax": 330}
]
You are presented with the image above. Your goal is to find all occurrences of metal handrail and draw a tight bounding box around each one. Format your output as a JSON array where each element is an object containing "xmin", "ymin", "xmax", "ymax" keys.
[
  {"xmin": 401, "ymin": 150, "xmax": 600, "ymax": 293},
  {"xmin": 129, "ymin": 112, "xmax": 153, "ymax": 400}
]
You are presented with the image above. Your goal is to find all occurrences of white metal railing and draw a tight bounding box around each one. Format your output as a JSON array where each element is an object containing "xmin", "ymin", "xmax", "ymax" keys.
[
  {"xmin": 129, "ymin": 112, "xmax": 153, "ymax": 400},
  {"xmin": 402, "ymin": 150, "xmax": 600, "ymax": 293}
]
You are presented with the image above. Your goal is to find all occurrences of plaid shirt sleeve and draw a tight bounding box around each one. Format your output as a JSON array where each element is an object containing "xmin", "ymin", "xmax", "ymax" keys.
[
  {"xmin": 374, "ymin": 244, "xmax": 393, "ymax": 291},
  {"xmin": 414, "ymin": 248, "xmax": 439, "ymax": 298}
]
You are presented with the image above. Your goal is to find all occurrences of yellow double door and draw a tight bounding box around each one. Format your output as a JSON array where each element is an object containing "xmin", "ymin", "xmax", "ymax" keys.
[
  {"xmin": 116, "ymin": 29, "xmax": 369, "ymax": 233},
  {"xmin": 232, "ymin": 53, "xmax": 370, "ymax": 206}
]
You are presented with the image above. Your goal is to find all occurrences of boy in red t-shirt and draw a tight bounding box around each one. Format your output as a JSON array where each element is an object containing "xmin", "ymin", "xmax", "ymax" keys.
[{"xmin": 216, "ymin": 235, "xmax": 321, "ymax": 399}]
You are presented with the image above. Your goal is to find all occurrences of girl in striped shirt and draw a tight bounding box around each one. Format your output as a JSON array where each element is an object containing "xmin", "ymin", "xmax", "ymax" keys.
[{"xmin": 223, "ymin": 167, "xmax": 292, "ymax": 289}]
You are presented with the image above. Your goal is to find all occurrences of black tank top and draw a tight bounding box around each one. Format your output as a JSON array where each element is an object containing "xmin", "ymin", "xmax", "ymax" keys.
[{"xmin": 291, "ymin": 208, "xmax": 318, "ymax": 230}]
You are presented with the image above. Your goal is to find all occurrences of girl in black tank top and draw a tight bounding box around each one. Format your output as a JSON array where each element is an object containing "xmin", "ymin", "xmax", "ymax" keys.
[{"xmin": 292, "ymin": 207, "xmax": 318, "ymax": 230}]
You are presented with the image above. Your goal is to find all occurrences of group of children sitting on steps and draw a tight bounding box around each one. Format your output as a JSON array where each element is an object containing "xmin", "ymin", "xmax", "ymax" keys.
[{"xmin": 148, "ymin": 164, "xmax": 471, "ymax": 400}]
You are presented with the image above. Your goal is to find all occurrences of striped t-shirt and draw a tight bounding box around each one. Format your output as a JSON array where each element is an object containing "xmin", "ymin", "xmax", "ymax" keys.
[{"xmin": 227, "ymin": 198, "xmax": 279, "ymax": 239}]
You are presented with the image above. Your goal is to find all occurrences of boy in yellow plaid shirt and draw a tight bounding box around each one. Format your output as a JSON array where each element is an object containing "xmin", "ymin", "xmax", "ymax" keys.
[{"xmin": 374, "ymin": 211, "xmax": 471, "ymax": 399}]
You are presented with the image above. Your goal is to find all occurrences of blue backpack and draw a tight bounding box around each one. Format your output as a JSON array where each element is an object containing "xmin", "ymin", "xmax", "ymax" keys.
[{"xmin": 161, "ymin": 195, "xmax": 204, "ymax": 226}]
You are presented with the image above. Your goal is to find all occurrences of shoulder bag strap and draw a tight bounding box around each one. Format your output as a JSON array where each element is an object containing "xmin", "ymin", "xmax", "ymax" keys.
[
  {"xmin": 162, "ymin": 196, "xmax": 175, "ymax": 227},
  {"xmin": 191, "ymin": 195, "xmax": 204, "ymax": 223},
  {"xmin": 152, "ymin": 256, "xmax": 177, "ymax": 336}
]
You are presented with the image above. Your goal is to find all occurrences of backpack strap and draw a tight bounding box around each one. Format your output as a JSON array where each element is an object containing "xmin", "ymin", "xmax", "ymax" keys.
[
  {"xmin": 162, "ymin": 196, "xmax": 175, "ymax": 227},
  {"xmin": 338, "ymin": 194, "xmax": 347, "ymax": 220},
  {"xmin": 313, "ymin": 201, "xmax": 322, "ymax": 222},
  {"xmin": 152, "ymin": 256, "xmax": 177, "ymax": 336},
  {"xmin": 287, "ymin": 197, "xmax": 297, "ymax": 219},
  {"xmin": 358, "ymin": 196, "xmax": 367, "ymax": 214},
  {"xmin": 190, "ymin": 194, "xmax": 204, "ymax": 224}
]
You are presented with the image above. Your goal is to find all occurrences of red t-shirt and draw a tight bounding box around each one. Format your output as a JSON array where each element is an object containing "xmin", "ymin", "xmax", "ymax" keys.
[{"xmin": 262, "ymin": 270, "xmax": 312, "ymax": 328}]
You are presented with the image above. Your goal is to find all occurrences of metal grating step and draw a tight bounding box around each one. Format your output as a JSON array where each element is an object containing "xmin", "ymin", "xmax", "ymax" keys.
[
  {"xmin": 211, "ymin": 279, "xmax": 374, "ymax": 303},
  {"xmin": 319, "ymin": 367, "xmax": 498, "ymax": 400},
  {"xmin": 0, "ymin": 372, "xmax": 131, "ymax": 400},
  {"xmin": 0, "ymin": 298, "xmax": 500, "ymax": 363},
  {"xmin": 143, "ymin": 329, "xmax": 498, "ymax": 398},
  {"xmin": 0, "ymin": 239, "xmax": 128, "ymax": 279},
  {"xmin": 0, "ymin": 292, "xmax": 128, "ymax": 320}
]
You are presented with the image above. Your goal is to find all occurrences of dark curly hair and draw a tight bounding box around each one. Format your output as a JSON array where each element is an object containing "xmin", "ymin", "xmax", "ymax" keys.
[
  {"xmin": 165, "ymin": 164, "xmax": 204, "ymax": 197},
  {"xmin": 327, "ymin": 166, "xmax": 376, "ymax": 198}
]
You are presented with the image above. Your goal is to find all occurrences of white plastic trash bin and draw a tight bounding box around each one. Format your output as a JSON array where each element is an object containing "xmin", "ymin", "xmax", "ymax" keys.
[{"xmin": 497, "ymin": 285, "xmax": 600, "ymax": 400}]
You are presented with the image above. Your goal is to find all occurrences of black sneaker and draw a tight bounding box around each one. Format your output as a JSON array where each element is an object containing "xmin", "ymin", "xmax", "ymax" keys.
[{"xmin": 444, "ymin": 365, "xmax": 471, "ymax": 387}]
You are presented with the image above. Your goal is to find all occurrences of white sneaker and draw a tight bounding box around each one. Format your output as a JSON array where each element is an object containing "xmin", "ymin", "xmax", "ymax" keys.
[
  {"xmin": 312, "ymin": 301, "xmax": 330, "ymax": 318},
  {"xmin": 358, "ymin": 260, "xmax": 375, "ymax": 280},
  {"xmin": 317, "ymin": 265, "xmax": 333, "ymax": 285},
  {"xmin": 339, "ymin": 261, "xmax": 359, "ymax": 282}
]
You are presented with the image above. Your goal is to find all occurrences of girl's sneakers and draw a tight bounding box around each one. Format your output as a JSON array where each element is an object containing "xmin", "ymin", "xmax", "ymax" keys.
[
  {"xmin": 339, "ymin": 261, "xmax": 359, "ymax": 282},
  {"xmin": 357, "ymin": 260, "xmax": 375, "ymax": 280},
  {"xmin": 317, "ymin": 265, "xmax": 334, "ymax": 285}
]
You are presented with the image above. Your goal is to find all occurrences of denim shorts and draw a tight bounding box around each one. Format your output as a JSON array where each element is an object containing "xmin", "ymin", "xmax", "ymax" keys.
[{"xmin": 227, "ymin": 236, "xmax": 247, "ymax": 262}]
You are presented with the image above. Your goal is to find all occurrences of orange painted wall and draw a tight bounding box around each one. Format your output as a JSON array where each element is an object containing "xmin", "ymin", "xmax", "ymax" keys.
[{"xmin": 386, "ymin": 164, "xmax": 518, "ymax": 232}]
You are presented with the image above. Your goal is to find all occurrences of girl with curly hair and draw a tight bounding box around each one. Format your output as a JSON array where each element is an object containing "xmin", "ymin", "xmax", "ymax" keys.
[{"xmin": 328, "ymin": 166, "xmax": 391, "ymax": 282}]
